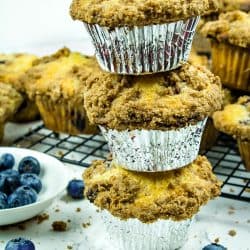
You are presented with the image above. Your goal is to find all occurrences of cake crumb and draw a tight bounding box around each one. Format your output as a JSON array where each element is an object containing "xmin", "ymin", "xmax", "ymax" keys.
[
  {"xmin": 228, "ymin": 229, "xmax": 237, "ymax": 237},
  {"xmin": 76, "ymin": 207, "xmax": 81, "ymax": 212},
  {"xmin": 57, "ymin": 151, "xmax": 64, "ymax": 157},
  {"xmin": 55, "ymin": 208, "xmax": 60, "ymax": 212},
  {"xmin": 67, "ymin": 245, "xmax": 73, "ymax": 249},
  {"xmin": 245, "ymin": 188, "xmax": 250, "ymax": 193},
  {"xmin": 67, "ymin": 219, "xmax": 71, "ymax": 223},
  {"xmin": 52, "ymin": 221, "xmax": 67, "ymax": 232},
  {"xmin": 214, "ymin": 237, "xmax": 220, "ymax": 243},
  {"xmin": 229, "ymin": 188, "xmax": 235, "ymax": 193},
  {"xmin": 229, "ymin": 206, "xmax": 235, "ymax": 210},
  {"xmin": 36, "ymin": 213, "xmax": 49, "ymax": 224},
  {"xmin": 228, "ymin": 210, "xmax": 235, "ymax": 215},
  {"xmin": 96, "ymin": 209, "xmax": 100, "ymax": 213},
  {"xmin": 82, "ymin": 222, "xmax": 91, "ymax": 228},
  {"xmin": 235, "ymin": 221, "xmax": 239, "ymax": 224}
]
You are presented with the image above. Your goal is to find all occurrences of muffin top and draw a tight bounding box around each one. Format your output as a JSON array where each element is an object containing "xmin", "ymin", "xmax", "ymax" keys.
[
  {"xmin": 70, "ymin": 0, "xmax": 219, "ymax": 28},
  {"xmin": 213, "ymin": 96, "xmax": 250, "ymax": 140},
  {"xmin": 201, "ymin": 11, "xmax": 250, "ymax": 48},
  {"xmin": 84, "ymin": 156, "xmax": 221, "ymax": 223},
  {"xmin": 0, "ymin": 82, "xmax": 23, "ymax": 122},
  {"xmin": 0, "ymin": 53, "xmax": 37, "ymax": 91},
  {"xmin": 84, "ymin": 62, "xmax": 222, "ymax": 131},
  {"xmin": 22, "ymin": 48, "xmax": 97, "ymax": 102}
]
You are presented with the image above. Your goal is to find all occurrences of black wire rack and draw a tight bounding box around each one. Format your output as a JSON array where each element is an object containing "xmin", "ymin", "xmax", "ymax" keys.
[{"xmin": 13, "ymin": 124, "xmax": 250, "ymax": 202}]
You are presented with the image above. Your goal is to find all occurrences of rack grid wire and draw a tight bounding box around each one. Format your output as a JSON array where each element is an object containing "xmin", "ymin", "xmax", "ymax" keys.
[{"xmin": 13, "ymin": 125, "xmax": 250, "ymax": 202}]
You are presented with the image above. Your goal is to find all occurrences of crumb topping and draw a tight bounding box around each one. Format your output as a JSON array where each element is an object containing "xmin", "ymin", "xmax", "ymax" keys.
[
  {"xmin": 70, "ymin": 0, "xmax": 219, "ymax": 27},
  {"xmin": 84, "ymin": 62, "xmax": 222, "ymax": 130},
  {"xmin": 83, "ymin": 156, "xmax": 221, "ymax": 223}
]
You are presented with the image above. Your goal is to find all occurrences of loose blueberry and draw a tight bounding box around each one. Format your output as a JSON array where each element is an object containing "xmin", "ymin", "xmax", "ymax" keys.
[
  {"xmin": 0, "ymin": 154, "xmax": 15, "ymax": 171},
  {"xmin": 0, "ymin": 191, "xmax": 8, "ymax": 209},
  {"xmin": 18, "ymin": 156, "xmax": 40, "ymax": 175},
  {"xmin": 0, "ymin": 170, "xmax": 20, "ymax": 194},
  {"xmin": 202, "ymin": 243, "xmax": 227, "ymax": 250},
  {"xmin": 8, "ymin": 186, "xmax": 37, "ymax": 208},
  {"xmin": 5, "ymin": 237, "xmax": 35, "ymax": 250},
  {"xmin": 20, "ymin": 174, "xmax": 42, "ymax": 193},
  {"xmin": 67, "ymin": 179, "xmax": 84, "ymax": 199}
]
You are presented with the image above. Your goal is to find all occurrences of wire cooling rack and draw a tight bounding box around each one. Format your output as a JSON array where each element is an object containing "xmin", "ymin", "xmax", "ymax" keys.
[{"xmin": 13, "ymin": 125, "xmax": 250, "ymax": 202}]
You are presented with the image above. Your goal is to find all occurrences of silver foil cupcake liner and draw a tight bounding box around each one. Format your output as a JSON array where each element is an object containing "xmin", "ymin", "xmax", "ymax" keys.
[
  {"xmin": 100, "ymin": 118, "xmax": 207, "ymax": 172},
  {"xmin": 101, "ymin": 210, "xmax": 193, "ymax": 250},
  {"xmin": 84, "ymin": 17, "xmax": 200, "ymax": 75}
]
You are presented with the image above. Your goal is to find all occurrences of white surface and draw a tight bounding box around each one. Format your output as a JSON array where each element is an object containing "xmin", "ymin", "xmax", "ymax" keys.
[{"xmin": 0, "ymin": 147, "xmax": 69, "ymax": 226}]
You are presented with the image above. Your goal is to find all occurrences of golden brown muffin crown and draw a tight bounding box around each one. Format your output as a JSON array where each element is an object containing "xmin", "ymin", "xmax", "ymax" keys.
[
  {"xmin": 70, "ymin": 0, "xmax": 219, "ymax": 27},
  {"xmin": 83, "ymin": 156, "xmax": 221, "ymax": 223}
]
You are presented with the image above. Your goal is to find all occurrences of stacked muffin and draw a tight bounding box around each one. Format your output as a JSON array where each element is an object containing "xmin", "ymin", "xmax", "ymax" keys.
[{"xmin": 70, "ymin": 1, "xmax": 223, "ymax": 249}]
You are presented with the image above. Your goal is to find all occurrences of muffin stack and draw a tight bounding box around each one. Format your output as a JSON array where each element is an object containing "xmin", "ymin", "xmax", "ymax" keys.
[{"xmin": 70, "ymin": 1, "xmax": 223, "ymax": 249}]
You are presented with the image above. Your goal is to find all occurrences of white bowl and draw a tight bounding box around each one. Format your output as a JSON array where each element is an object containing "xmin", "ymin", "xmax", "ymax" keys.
[{"xmin": 0, "ymin": 147, "xmax": 69, "ymax": 225}]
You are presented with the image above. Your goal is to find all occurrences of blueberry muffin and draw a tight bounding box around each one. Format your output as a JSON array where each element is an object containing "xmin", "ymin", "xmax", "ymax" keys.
[
  {"xmin": 213, "ymin": 96, "xmax": 250, "ymax": 170},
  {"xmin": 0, "ymin": 53, "xmax": 40, "ymax": 122},
  {"xmin": 0, "ymin": 83, "xmax": 23, "ymax": 142},
  {"xmin": 201, "ymin": 11, "xmax": 250, "ymax": 91},
  {"xmin": 83, "ymin": 155, "xmax": 221, "ymax": 250},
  {"xmin": 70, "ymin": 0, "xmax": 219, "ymax": 74},
  {"xmin": 23, "ymin": 48, "xmax": 98, "ymax": 135},
  {"xmin": 84, "ymin": 62, "xmax": 222, "ymax": 171}
]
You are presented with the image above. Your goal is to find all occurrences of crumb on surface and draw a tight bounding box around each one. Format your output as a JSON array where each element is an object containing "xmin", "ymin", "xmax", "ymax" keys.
[
  {"xmin": 245, "ymin": 188, "xmax": 250, "ymax": 193},
  {"xmin": 67, "ymin": 219, "xmax": 71, "ymax": 223},
  {"xmin": 36, "ymin": 213, "xmax": 49, "ymax": 224},
  {"xmin": 67, "ymin": 245, "xmax": 73, "ymax": 249},
  {"xmin": 228, "ymin": 210, "xmax": 235, "ymax": 215},
  {"xmin": 55, "ymin": 208, "xmax": 60, "ymax": 212},
  {"xmin": 247, "ymin": 220, "xmax": 250, "ymax": 223},
  {"xmin": 76, "ymin": 207, "xmax": 81, "ymax": 212},
  {"xmin": 235, "ymin": 221, "xmax": 239, "ymax": 224},
  {"xmin": 52, "ymin": 221, "xmax": 67, "ymax": 232},
  {"xmin": 229, "ymin": 206, "xmax": 235, "ymax": 210},
  {"xmin": 214, "ymin": 237, "xmax": 220, "ymax": 243},
  {"xmin": 228, "ymin": 229, "xmax": 237, "ymax": 237},
  {"xmin": 229, "ymin": 188, "xmax": 235, "ymax": 193},
  {"xmin": 82, "ymin": 222, "xmax": 91, "ymax": 228}
]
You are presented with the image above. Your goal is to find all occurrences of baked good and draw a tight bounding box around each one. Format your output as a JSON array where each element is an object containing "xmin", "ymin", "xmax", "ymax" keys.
[
  {"xmin": 189, "ymin": 49, "xmax": 209, "ymax": 68},
  {"xmin": 0, "ymin": 53, "xmax": 40, "ymax": 122},
  {"xmin": 23, "ymin": 47, "xmax": 98, "ymax": 135},
  {"xmin": 0, "ymin": 82, "xmax": 23, "ymax": 142},
  {"xmin": 70, "ymin": 0, "xmax": 219, "ymax": 74},
  {"xmin": 83, "ymin": 155, "xmax": 221, "ymax": 249},
  {"xmin": 201, "ymin": 11, "xmax": 250, "ymax": 91},
  {"xmin": 84, "ymin": 62, "xmax": 222, "ymax": 171},
  {"xmin": 213, "ymin": 96, "xmax": 250, "ymax": 170}
]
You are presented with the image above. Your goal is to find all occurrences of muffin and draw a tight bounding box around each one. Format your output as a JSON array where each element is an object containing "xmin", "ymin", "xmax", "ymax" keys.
[
  {"xmin": 84, "ymin": 156, "xmax": 221, "ymax": 250},
  {"xmin": 70, "ymin": 0, "xmax": 219, "ymax": 74},
  {"xmin": 201, "ymin": 11, "xmax": 250, "ymax": 92},
  {"xmin": 0, "ymin": 83, "xmax": 23, "ymax": 142},
  {"xmin": 0, "ymin": 53, "xmax": 40, "ymax": 122},
  {"xmin": 84, "ymin": 62, "xmax": 222, "ymax": 171},
  {"xmin": 189, "ymin": 49, "xmax": 210, "ymax": 68},
  {"xmin": 23, "ymin": 48, "xmax": 98, "ymax": 135},
  {"xmin": 213, "ymin": 96, "xmax": 250, "ymax": 170}
]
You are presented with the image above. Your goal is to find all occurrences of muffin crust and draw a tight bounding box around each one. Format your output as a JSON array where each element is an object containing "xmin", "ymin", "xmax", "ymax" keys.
[
  {"xmin": 84, "ymin": 62, "xmax": 222, "ymax": 131},
  {"xmin": 213, "ymin": 96, "xmax": 250, "ymax": 141},
  {"xmin": 70, "ymin": 0, "xmax": 219, "ymax": 28},
  {"xmin": 201, "ymin": 11, "xmax": 250, "ymax": 48},
  {"xmin": 83, "ymin": 156, "xmax": 221, "ymax": 223}
]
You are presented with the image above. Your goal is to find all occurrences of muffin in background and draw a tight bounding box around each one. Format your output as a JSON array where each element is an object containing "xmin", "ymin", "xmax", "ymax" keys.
[
  {"xmin": 0, "ymin": 82, "xmax": 23, "ymax": 142},
  {"xmin": 0, "ymin": 53, "xmax": 40, "ymax": 122},
  {"xmin": 201, "ymin": 11, "xmax": 250, "ymax": 92},
  {"xmin": 70, "ymin": 0, "xmax": 218, "ymax": 74},
  {"xmin": 213, "ymin": 96, "xmax": 250, "ymax": 171},
  {"xmin": 84, "ymin": 62, "xmax": 222, "ymax": 171},
  {"xmin": 83, "ymin": 156, "xmax": 221, "ymax": 250},
  {"xmin": 23, "ymin": 47, "xmax": 98, "ymax": 135}
]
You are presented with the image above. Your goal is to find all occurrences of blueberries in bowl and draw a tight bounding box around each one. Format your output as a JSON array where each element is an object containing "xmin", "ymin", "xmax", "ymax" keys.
[
  {"xmin": 5, "ymin": 237, "xmax": 35, "ymax": 250},
  {"xmin": 20, "ymin": 174, "xmax": 42, "ymax": 193},
  {"xmin": 202, "ymin": 243, "xmax": 227, "ymax": 250},
  {"xmin": 18, "ymin": 156, "xmax": 40, "ymax": 175},
  {"xmin": 8, "ymin": 186, "xmax": 37, "ymax": 208},
  {"xmin": 0, "ymin": 191, "xmax": 8, "ymax": 209},
  {"xmin": 67, "ymin": 179, "xmax": 85, "ymax": 199},
  {"xmin": 0, "ymin": 170, "xmax": 21, "ymax": 194},
  {"xmin": 0, "ymin": 153, "xmax": 15, "ymax": 171}
]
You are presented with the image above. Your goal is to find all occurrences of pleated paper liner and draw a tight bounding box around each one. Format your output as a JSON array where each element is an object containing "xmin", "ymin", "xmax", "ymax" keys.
[
  {"xmin": 85, "ymin": 16, "xmax": 200, "ymax": 74},
  {"xmin": 36, "ymin": 96, "xmax": 98, "ymax": 135},
  {"xmin": 238, "ymin": 139, "xmax": 250, "ymax": 171},
  {"xmin": 211, "ymin": 40, "xmax": 250, "ymax": 92},
  {"xmin": 0, "ymin": 124, "xmax": 4, "ymax": 143}
]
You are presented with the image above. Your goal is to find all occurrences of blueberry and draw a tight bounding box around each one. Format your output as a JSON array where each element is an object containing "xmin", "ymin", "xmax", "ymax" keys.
[
  {"xmin": 0, "ymin": 191, "xmax": 8, "ymax": 209},
  {"xmin": 18, "ymin": 156, "xmax": 40, "ymax": 175},
  {"xmin": 202, "ymin": 243, "xmax": 227, "ymax": 250},
  {"xmin": 5, "ymin": 237, "xmax": 35, "ymax": 250},
  {"xmin": 20, "ymin": 174, "xmax": 42, "ymax": 193},
  {"xmin": 0, "ymin": 170, "xmax": 20, "ymax": 194},
  {"xmin": 67, "ymin": 179, "xmax": 84, "ymax": 199},
  {"xmin": 8, "ymin": 186, "xmax": 37, "ymax": 208},
  {"xmin": 0, "ymin": 154, "xmax": 15, "ymax": 171}
]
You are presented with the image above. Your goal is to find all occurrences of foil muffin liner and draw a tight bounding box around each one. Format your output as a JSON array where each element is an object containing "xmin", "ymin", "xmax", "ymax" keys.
[
  {"xmin": 84, "ymin": 17, "xmax": 200, "ymax": 75},
  {"xmin": 101, "ymin": 210, "xmax": 193, "ymax": 250},
  {"xmin": 100, "ymin": 118, "xmax": 207, "ymax": 172}
]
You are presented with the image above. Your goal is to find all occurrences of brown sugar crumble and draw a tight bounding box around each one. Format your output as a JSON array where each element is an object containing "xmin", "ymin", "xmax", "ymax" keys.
[
  {"xmin": 214, "ymin": 238, "xmax": 220, "ymax": 243},
  {"xmin": 82, "ymin": 222, "xmax": 91, "ymax": 228},
  {"xmin": 36, "ymin": 213, "xmax": 49, "ymax": 224},
  {"xmin": 228, "ymin": 229, "xmax": 237, "ymax": 237},
  {"xmin": 76, "ymin": 207, "xmax": 81, "ymax": 212},
  {"xmin": 67, "ymin": 246, "xmax": 73, "ymax": 250},
  {"xmin": 52, "ymin": 221, "xmax": 67, "ymax": 232}
]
